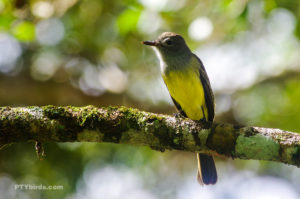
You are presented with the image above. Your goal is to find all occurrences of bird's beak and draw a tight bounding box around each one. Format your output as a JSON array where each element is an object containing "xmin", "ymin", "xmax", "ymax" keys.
[{"xmin": 142, "ymin": 40, "xmax": 159, "ymax": 46}]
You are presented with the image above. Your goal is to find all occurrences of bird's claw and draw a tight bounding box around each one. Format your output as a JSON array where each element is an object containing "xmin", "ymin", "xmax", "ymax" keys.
[
  {"xmin": 173, "ymin": 112, "xmax": 185, "ymax": 119},
  {"xmin": 195, "ymin": 119, "xmax": 212, "ymax": 129}
]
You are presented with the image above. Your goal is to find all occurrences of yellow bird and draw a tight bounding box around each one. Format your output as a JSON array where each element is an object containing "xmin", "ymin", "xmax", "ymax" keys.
[{"xmin": 143, "ymin": 32, "xmax": 217, "ymax": 185}]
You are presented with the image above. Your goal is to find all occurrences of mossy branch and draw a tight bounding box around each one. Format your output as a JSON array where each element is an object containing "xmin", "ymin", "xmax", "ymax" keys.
[{"xmin": 0, "ymin": 106, "xmax": 299, "ymax": 166}]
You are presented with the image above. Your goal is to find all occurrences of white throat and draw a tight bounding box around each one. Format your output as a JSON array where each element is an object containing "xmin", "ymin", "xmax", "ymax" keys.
[{"xmin": 153, "ymin": 47, "xmax": 167, "ymax": 73}]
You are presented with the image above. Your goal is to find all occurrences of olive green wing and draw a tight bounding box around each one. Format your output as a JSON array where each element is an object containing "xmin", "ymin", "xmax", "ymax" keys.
[
  {"xmin": 193, "ymin": 54, "xmax": 215, "ymax": 122},
  {"xmin": 170, "ymin": 96, "xmax": 187, "ymax": 117}
]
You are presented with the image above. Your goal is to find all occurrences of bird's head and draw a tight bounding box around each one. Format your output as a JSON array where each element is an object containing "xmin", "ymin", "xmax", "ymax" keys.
[{"xmin": 143, "ymin": 32, "xmax": 191, "ymax": 59}]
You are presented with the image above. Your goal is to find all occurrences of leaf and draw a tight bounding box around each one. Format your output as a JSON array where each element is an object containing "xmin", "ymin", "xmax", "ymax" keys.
[
  {"xmin": 0, "ymin": 15, "xmax": 15, "ymax": 30},
  {"xmin": 117, "ymin": 7, "xmax": 141, "ymax": 35},
  {"xmin": 12, "ymin": 21, "xmax": 35, "ymax": 42}
]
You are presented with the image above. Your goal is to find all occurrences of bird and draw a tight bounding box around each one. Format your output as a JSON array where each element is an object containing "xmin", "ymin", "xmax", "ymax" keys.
[{"xmin": 142, "ymin": 32, "xmax": 217, "ymax": 185}]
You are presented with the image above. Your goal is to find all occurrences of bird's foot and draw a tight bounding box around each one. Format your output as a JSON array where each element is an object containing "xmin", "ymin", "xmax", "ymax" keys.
[
  {"xmin": 195, "ymin": 119, "xmax": 212, "ymax": 129},
  {"xmin": 173, "ymin": 112, "xmax": 185, "ymax": 119}
]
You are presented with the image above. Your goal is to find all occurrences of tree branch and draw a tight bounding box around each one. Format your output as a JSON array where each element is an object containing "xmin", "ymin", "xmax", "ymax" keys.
[{"xmin": 0, "ymin": 106, "xmax": 299, "ymax": 166}]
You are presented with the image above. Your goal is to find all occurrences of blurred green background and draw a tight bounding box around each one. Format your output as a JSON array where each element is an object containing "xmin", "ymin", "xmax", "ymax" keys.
[{"xmin": 0, "ymin": 0, "xmax": 300, "ymax": 198}]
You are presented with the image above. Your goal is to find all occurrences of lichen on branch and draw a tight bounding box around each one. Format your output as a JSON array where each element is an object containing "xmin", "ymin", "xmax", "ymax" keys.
[{"xmin": 0, "ymin": 106, "xmax": 299, "ymax": 167}]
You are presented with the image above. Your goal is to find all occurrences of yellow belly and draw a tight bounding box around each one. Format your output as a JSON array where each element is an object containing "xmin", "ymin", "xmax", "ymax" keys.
[{"xmin": 162, "ymin": 67, "xmax": 208, "ymax": 120}]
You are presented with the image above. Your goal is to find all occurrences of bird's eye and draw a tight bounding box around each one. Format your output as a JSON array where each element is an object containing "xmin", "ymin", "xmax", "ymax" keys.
[{"xmin": 164, "ymin": 38, "xmax": 173, "ymax": 45}]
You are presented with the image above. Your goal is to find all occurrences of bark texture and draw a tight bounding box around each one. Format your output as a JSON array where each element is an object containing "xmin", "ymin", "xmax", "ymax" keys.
[{"xmin": 0, "ymin": 106, "xmax": 299, "ymax": 166}]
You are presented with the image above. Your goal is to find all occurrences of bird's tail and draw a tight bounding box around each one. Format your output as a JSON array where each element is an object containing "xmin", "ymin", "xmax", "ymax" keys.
[{"xmin": 197, "ymin": 153, "xmax": 217, "ymax": 185}]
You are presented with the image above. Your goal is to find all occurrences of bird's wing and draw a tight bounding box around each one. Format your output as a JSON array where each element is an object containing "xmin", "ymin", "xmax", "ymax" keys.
[
  {"xmin": 193, "ymin": 54, "xmax": 215, "ymax": 122},
  {"xmin": 171, "ymin": 96, "xmax": 187, "ymax": 117}
]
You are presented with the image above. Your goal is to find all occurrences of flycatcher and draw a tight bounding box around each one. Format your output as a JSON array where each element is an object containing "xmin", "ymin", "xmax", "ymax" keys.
[{"xmin": 143, "ymin": 32, "xmax": 217, "ymax": 185}]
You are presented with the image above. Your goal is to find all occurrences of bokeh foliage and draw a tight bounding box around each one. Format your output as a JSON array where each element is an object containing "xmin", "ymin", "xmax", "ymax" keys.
[{"xmin": 0, "ymin": 0, "xmax": 300, "ymax": 198}]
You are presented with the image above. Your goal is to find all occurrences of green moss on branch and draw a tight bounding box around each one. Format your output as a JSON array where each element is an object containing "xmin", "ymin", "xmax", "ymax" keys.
[{"xmin": 0, "ymin": 106, "xmax": 299, "ymax": 167}]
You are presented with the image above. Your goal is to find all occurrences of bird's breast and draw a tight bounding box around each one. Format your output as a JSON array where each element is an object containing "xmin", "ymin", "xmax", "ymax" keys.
[{"xmin": 162, "ymin": 65, "xmax": 208, "ymax": 120}]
